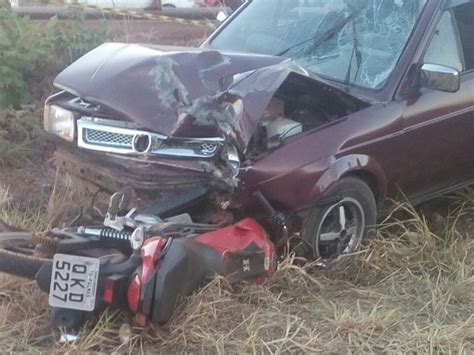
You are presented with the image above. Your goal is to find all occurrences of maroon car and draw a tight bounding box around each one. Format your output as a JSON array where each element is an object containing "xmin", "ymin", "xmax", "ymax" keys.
[{"xmin": 43, "ymin": 0, "xmax": 474, "ymax": 260}]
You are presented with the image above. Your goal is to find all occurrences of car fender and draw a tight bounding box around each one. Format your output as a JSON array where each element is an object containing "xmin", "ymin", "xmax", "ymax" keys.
[{"xmin": 311, "ymin": 154, "xmax": 387, "ymax": 204}]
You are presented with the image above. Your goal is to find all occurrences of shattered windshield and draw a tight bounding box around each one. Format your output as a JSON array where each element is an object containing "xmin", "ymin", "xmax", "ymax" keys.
[{"xmin": 209, "ymin": 0, "xmax": 427, "ymax": 89}]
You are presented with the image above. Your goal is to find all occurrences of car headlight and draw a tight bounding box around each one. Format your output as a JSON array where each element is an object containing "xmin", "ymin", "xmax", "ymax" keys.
[{"xmin": 44, "ymin": 104, "xmax": 75, "ymax": 142}]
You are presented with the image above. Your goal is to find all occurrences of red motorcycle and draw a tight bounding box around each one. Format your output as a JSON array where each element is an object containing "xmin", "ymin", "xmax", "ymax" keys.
[{"xmin": 0, "ymin": 189, "xmax": 279, "ymax": 333}]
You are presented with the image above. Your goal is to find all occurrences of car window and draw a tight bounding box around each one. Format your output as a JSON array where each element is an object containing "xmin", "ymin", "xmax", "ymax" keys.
[
  {"xmin": 209, "ymin": 0, "xmax": 427, "ymax": 90},
  {"xmin": 453, "ymin": 3, "xmax": 474, "ymax": 71},
  {"xmin": 424, "ymin": 11, "xmax": 464, "ymax": 72}
]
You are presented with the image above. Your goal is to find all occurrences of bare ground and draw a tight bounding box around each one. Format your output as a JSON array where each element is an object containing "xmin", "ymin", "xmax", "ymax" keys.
[{"xmin": 0, "ymin": 20, "xmax": 473, "ymax": 354}]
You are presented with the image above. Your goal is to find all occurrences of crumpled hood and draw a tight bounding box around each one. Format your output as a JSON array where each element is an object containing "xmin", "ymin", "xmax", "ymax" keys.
[{"xmin": 54, "ymin": 43, "xmax": 352, "ymax": 151}]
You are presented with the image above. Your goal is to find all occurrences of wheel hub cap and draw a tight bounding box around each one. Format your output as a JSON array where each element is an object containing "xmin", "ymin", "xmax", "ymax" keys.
[{"xmin": 316, "ymin": 197, "xmax": 366, "ymax": 259}]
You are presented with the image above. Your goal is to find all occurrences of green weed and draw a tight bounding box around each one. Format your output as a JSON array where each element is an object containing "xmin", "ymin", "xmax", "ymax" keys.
[{"xmin": 0, "ymin": 7, "xmax": 111, "ymax": 108}]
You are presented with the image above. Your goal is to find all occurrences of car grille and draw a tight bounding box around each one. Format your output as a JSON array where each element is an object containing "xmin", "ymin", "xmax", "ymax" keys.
[
  {"xmin": 201, "ymin": 143, "xmax": 219, "ymax": 156},
  {"xmin": 76, "ymin": 118, "xmax": 222, "ymax": 158},
  {"xmin": 84, "ymin": 128, "xmax": 134, "ymax": 149}
]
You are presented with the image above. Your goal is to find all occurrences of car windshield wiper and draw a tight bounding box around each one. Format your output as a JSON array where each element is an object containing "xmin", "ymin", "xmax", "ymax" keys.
[{"xmin": 275, "ymin": 5, "xmax": 366, "ymax": 57}]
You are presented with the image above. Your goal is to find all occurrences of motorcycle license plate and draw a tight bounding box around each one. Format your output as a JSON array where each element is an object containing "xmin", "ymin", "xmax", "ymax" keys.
[{"xmin": 48, "ymin": 254, "xmax": 100, "ymax": 312}]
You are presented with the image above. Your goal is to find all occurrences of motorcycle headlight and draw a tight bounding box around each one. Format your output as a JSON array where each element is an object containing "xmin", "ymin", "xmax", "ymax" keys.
[{"xmin": 44, "ymin": 105, "xmax": 75, "ymax": 142}]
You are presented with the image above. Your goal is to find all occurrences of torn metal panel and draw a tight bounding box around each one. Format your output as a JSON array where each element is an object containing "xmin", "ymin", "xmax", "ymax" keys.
[
  {"xmin": 54, "ymin": 144, "xmax": 229, "ymax": 193},
  {"xmin": 53, "ymin": 43, "xmax": 367, "ymax": 152}
]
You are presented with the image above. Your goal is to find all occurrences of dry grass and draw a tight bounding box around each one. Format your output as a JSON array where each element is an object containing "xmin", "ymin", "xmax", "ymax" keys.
[
  {"xmin": 0, "ymin": 168, "xmax": 95, "ymax": 232},
  {"xmin": 0, "ymin": 178, "xmax": 473, "ymax": 353}
]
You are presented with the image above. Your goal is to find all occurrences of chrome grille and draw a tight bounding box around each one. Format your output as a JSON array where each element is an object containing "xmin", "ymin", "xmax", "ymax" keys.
[
  {"xmin": 84, "ymin": 128, "xmax": 134, "ymax": 148},
  {"xmin": 77, "ymin": 117, "xmax": 223, "ymax": 158},
  {"xmin": 201, "ymin": 143, "xmax": 219, "ymax": 156}
]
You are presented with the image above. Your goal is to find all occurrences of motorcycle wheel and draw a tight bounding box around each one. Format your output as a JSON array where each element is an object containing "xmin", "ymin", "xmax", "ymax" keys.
[{"xmin": 0, "ymin": 232, "xmax": 52, "ymax": 279}]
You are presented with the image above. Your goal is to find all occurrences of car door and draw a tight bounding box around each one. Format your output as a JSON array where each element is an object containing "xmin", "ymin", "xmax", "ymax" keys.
[{"xmin": 398, "ymin": 3, "xmax": 474, "ymax": 202}]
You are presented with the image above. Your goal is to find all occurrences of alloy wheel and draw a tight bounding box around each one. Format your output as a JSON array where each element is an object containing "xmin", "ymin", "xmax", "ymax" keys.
[{"xmin": 315, "ymin": 197, "xmax": 366, "ymax": 259}]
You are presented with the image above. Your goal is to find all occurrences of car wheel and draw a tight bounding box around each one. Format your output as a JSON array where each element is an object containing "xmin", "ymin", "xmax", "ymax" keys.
[{"xmin": 302, "ymin": 177, "xmax": 377, "ymax": 260}]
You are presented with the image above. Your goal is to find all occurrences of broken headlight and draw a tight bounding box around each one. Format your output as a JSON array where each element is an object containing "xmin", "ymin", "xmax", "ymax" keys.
[{"xmin": 44, "ymin": 105, "xmax": 76, "ymax": 142}]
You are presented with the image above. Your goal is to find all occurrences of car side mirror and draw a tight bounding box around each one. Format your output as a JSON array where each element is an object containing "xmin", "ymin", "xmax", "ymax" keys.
[{"xmin": 420, "ymin": 63, "xmax": 460, "ymax": 93}]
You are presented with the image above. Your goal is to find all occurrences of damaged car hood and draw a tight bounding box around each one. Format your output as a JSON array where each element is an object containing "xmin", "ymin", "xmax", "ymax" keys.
[{"xmin": 54, "ymin": 42, "xmax": 364, "ymax": 151}]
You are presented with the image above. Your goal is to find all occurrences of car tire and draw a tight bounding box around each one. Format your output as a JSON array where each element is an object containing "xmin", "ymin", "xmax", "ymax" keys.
[{"xmin": 302, "ymin": 177, "xmax": 377, "ymax": 260}]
